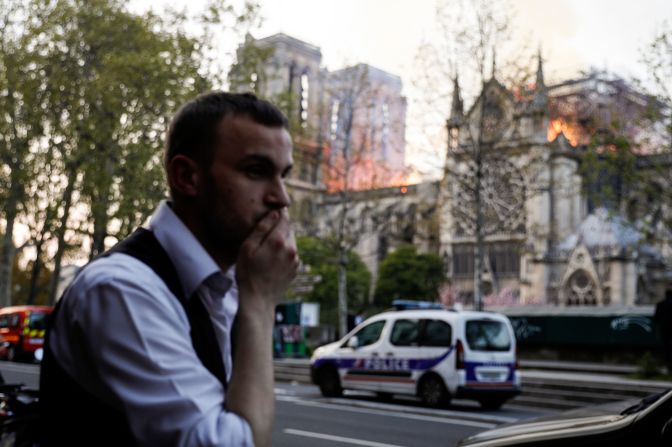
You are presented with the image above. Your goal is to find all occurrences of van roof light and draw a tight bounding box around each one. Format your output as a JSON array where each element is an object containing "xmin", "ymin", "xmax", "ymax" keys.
[{"xmin": 391, "ymin": 300, "xmax": 445, "ymax": 311}]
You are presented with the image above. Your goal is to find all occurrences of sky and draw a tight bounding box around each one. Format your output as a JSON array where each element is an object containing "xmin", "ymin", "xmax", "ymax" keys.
[
  {"xmin": 253, "ymin": 0, "xmax": 672, "ymax": 177},
  {"xmin": 253, "ymin": 0, "xmax": 672, "ymax": 89},
  {"xmin": 133, "ymin": 0, "xmax": 672, "ymax": 176}
]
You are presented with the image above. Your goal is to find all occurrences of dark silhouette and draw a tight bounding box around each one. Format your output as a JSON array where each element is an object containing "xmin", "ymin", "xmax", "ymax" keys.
[{"xmin": 654, "ymin": 290, "xmax": 672, "ymax": 373}]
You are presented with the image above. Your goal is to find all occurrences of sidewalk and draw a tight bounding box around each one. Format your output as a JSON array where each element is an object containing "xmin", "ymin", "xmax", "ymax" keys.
[
  {"xmin": 519, "ymin": 359, "xmax": 637, "ymax": 375},
  {"xmin": 519, "ymin": 359, "xmax": 671, "ymax": 388}
]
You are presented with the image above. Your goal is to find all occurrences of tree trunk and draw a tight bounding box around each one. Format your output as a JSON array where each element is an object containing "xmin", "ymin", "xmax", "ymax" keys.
[
  {"xmin": 90, "ymin": 197, "xmax": 109, "ymax": 259},
  {"xmin": 0, "ymin": 213, "xmax": 16, "ymax": 308},
  {"xmin": 337, "ymin": 252, "xmax": 348, "ymax": 338},
  {"xmin": 0, "ymin": 179, "xmax": 20, "ymax": 308},
  {"xmin": 27, "ymin": 241, "xmax": 44, "ymax": 305},
  {"xmin": 474, "ymin": 152, "xmax": 485, "ymax": 312},
  {"xmin": 48, "ymin": 172, "xmax": 76, "ymax": 305},
  {"xmin": 89, "ymin": 153, "xmax": 114, "ymax": 259}
]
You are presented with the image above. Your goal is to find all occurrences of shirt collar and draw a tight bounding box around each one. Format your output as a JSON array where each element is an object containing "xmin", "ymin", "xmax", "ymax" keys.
[{"xmin": 149, "ymin": 200, "xmax": 224, "ymax": 299}]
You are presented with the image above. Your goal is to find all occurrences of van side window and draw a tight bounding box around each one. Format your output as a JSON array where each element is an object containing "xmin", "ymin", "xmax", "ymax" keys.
[
  {"xmin": 348, "ymin": 321, "xmax": 385, "ymax": 347},
  {"xmin": 390, "ymin": 319, "xmax": 419, "ymax": 346},
  {"xmin": 8, "ymin": 315, "xmax": 19, "ymax": 328},
  {"xmin": 421, "ymin": 320, "xmax": 452, "ymax": 347},
  {"xmin": 0, "ymin": 316, "xmax": 6, "ymax": 329}
]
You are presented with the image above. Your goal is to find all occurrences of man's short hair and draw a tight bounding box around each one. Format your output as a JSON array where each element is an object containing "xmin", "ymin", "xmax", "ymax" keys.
[{"xmin": 165, "ymin": 92, "xmax": 289, "ymax": 171}]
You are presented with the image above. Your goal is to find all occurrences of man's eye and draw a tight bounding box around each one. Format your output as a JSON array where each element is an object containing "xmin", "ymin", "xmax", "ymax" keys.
[{"xmin": 244, "ymin": 166, "xmax": 266, "ymax": 178}]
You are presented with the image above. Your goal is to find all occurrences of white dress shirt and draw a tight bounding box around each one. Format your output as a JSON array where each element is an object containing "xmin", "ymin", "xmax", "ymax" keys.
[{"xmin": 49, "ymin": 201, "xmax": 253, "ymax": 446}]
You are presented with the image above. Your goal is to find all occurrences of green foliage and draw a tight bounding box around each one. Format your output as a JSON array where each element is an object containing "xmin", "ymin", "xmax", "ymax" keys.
[
  {"xmin": 296, "ymin": 236, "xmax": 371, "ymax": 327},
  {"xmin": 579, "ymin": 123, "xmax": 640, "ymax": 211},
  {"xmin": 0, "ymin": 0, "xmax": 260, "ymax": 304},
  {"xmin": 374, "ymin": 245, "xmax": 444, "ymax": 307},
  {"xmin": 28, "ymin": 0, "xmax": 217, "ymax": 256}
]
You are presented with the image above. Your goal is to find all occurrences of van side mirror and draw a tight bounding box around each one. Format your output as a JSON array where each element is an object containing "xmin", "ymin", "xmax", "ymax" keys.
[{"xmin": 347, "ymin": 336, "xmax": 359, "ymax": 349}]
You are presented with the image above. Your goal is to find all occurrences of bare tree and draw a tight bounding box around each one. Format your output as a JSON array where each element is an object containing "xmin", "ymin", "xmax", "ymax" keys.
[
  {"xmin": 412, "ymin": 0, "xmax": 541, "ymax": 310},
  {"xmin": 319, "ymin": 64, "xmax": 409, "ymax": 335}
]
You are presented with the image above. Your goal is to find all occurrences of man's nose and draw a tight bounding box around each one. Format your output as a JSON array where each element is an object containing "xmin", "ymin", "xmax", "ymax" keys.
[{"xmin": 266, "ymin": 178, "xmax": 291, "ymax": 208}]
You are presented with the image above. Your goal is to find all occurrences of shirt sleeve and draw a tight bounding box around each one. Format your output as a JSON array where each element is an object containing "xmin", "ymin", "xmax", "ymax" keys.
[{"xmin": 53, "ymin": 257, "xmax": 254, "ymax": 447}]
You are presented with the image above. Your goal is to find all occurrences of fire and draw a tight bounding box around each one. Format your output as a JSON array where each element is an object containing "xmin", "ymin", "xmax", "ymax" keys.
[
  {"xmin": 324, "ymin": 153, "xmax": 414, "ymax": 192},
  {"xmin": 547, "ymin": 118, "xmax": 585, "ymax": 146}
]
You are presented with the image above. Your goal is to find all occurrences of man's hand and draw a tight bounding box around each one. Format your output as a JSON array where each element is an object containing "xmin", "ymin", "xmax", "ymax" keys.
[
  {"xmin": 228, "ymin": 209, "xmax": 298, "ymax": 447},
  {"xmin": 236, "ymin": 209, "xmax": 299, "ymax": 312}
]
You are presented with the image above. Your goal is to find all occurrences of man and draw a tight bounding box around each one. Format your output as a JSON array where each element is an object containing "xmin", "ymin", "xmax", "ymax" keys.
[
  {"xmin": 40, "ymin": 92, "xmax": 298, "ymax": 446},
  {"xmin": 654, "ymin": 289, "xmax": 672, "ymax": 374}
]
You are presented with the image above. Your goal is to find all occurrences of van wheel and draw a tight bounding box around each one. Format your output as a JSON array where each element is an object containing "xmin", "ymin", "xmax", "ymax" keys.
[
  {"xmin": 418, "ymin": 374, "xmax": 449, "ymax": 407},
  {"xmin": 317, "ymin": 367, "xmax": 342, "ymax": 398},
  {"xmin": 479, "ymin": 398, "xmax": 506, "ymax": 410}
]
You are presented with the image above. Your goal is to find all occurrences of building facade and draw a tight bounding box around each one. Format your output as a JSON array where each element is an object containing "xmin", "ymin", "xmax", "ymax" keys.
[
  {"xmin": 318, "ymin": 57, "xmax": 671, "ymax": 307},
  {"xmin": 232, "ymin": 35, "xmax": 671, "ymax": 307}
]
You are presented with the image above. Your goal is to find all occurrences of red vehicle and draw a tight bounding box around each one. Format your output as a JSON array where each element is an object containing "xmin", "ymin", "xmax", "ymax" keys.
[{"xmin": 0, "ymin": 306, "xmax": 53, "ymax": 362}]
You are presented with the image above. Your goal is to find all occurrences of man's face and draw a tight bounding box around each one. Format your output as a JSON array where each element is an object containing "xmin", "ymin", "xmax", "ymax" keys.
[{"xmin": 198, "ymin": 115, "xmax": 293, "ymax": 257}]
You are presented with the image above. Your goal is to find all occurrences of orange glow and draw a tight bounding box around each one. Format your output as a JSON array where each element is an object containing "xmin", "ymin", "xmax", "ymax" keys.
[
  {"xmin": 547, "ymin": 118, "xmax": 586, "ymax": 146},
  {"xmin": 400, "ymin": 186, "xmax": 408, "ymax": 194},
  {"xmin": 324, "ymin": 151, "xmax": 412, "ymax": 192}
]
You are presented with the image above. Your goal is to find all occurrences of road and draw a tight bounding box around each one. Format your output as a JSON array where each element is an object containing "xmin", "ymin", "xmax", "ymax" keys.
[
  {"xmin": 273, "ymin": 382, "xmax": 549, "ymax": 447},
  {"xmin": 0, "ymin": 360, "xmax": 40, "ymax": 388},
  {"xmin": 0, "ymin": 361, "xmax": 549, "ymax": 446}
]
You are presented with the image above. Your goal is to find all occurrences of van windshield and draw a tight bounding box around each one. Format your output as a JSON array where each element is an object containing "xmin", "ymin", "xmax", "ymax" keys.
[
  {"xmin": 465, "ymin": 320, "xmax": 511, "ymax": 352},
  {"xmin": 28, "ymin": 312, "xmax": 48, "ymax": 330}
]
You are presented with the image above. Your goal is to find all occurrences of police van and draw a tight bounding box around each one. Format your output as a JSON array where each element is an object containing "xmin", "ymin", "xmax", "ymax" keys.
[{"xmin": 310, "ymin": 304, "xmax": 520, "ymax": 409}]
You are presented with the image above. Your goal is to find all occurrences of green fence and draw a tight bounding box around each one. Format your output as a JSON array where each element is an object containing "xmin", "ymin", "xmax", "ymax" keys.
[{"xmin": 497, "ymin": 306, "xmax": 659, "ymax": 349}]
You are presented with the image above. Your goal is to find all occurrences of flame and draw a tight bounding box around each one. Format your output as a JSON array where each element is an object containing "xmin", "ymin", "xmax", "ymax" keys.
[
  {"xmin": 324, "ymin": 152, "xmax": 413, "ymax": 192},
  {"xmin": 547, "ymin": 118, "xmax": 585, "ymax": 146}
]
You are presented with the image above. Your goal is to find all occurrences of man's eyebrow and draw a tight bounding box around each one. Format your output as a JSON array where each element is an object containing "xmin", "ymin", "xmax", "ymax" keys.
[
  {"xmin": 238, "ymin": 154, "xmax": 274, "ymax": 166},
  {"xmin": 238, "ymin": 154, "xmax": 293, "ymax": 175}
]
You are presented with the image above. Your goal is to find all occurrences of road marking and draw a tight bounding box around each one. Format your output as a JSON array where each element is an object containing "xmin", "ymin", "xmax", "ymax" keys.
[
  {"xmin": 284, "ymin": 428, "xmax": 405, "ymax": 447},
  {"xmin": 276, "ymin": 396, "xmax": 497, "ymax": 428},
  {"xmin": 329, "ymin": 397, "xmax": 518, "ymax": 424}
]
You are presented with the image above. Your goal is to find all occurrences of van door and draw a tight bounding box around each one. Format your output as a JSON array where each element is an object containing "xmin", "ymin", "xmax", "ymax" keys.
[
  {"xmin": 378, "ymin": 318, "xmax": 421, "ymax": 395},
  {"xmin": 338, "ymin": 320, "xmax": 387, "ymax": 392},
  {"xmin": 419, "ymin": 319, "xmax": 456, "ymax": 391},
  {"xmin": 463, "ymin": 318, "xmax": 515, "ymax": 387}
]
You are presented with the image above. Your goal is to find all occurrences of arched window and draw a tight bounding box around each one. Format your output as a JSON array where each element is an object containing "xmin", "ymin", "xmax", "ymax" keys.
[{"xmin": 564, "ymin": 269, "xmax": 597, "ymax": 305}]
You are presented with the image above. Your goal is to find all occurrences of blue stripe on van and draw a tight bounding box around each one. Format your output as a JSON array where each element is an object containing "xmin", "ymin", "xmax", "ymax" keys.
[{"xmin": 314, "ymin": 346, "xmax": 454, "ymax": 372}]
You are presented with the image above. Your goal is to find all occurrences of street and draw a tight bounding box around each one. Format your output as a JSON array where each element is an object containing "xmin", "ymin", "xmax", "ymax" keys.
[
  {"xmin": 0, "ymin": 361, "xmax": 549, "ymax": 446},
  {"xmin": 273, "ymin": 382, "xmax": 548, "ymax": 447}
]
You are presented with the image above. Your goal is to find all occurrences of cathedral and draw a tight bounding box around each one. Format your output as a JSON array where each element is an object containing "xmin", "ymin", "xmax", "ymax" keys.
[{"xmin": 237, "ymin": 33, "xmax": 672, "ymax": 307}]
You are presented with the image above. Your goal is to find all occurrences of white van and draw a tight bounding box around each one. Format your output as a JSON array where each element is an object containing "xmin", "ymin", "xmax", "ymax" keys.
[{"xmin": 310, "ymin": 307, "xmax": 520, "ymax": 409}]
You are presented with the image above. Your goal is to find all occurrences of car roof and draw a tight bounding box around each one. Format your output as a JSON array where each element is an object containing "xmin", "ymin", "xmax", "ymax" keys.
[
  {"xmin": 0, "ymin": 305, "xmax": 53, "ymax": 314},
  {"xmin": 367, "ymin": 309, "xmax": 509, "ymax": 322}
]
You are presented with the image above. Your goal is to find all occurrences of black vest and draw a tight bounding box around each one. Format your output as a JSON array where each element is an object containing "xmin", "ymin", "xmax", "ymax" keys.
[{"xmin": 39, "ymin": 228, "xmax": 228, "ymax": 446}]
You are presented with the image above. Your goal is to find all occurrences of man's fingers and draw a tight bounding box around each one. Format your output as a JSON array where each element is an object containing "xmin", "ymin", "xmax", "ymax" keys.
[
  {"xmin": 286, "ymin": 228, "xmax": 298, "ymax": 261},
  {"xmin": 245, "ymin": 210, "xmax": 280, "ymax": 249}
]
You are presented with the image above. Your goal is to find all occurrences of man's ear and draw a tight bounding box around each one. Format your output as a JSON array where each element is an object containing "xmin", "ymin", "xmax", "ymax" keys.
[{"xmin": 167, "ymin": 155, "xmax": 202, "ymax": 197}]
